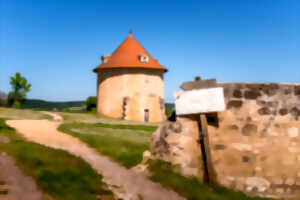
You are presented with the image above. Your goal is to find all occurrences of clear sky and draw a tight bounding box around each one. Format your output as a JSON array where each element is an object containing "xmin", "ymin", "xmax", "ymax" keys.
[{"xmin": 1, "ymin": 0, "xmax": 300, "ymax": 103}]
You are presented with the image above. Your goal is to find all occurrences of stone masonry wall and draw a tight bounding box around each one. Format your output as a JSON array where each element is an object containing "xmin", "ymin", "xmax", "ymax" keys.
[{"xmin": 151, "ymin": 82, "xmax": 300, "ymax": 199}]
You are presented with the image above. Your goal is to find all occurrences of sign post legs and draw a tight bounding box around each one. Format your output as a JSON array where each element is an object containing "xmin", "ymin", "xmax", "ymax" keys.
[{"xmin": 199, "ymin": 114, "xmax": 216, "ymax": 184}]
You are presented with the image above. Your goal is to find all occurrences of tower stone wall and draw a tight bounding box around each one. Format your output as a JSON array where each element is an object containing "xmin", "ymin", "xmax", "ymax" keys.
[{"xmin": 97, "ymin": 68, "xmax": 166, "ymax": 122}]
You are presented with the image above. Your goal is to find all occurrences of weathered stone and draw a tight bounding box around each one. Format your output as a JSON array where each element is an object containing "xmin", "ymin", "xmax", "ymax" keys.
[
  {"xmin": 231, "ymin": 125, "xmax": 239, "ymax": 130},
  {"xmin": 295, "ymin": 86, "xmax": 300, "ymax": 96},
  {"xmin": 151, "ymin": 118, "xmax": 204, "ymax": 179},
  {"xmin": 244, "ymin": 90, "xmax": 261, "ymax": 99},
  {"xmin": 257, "ymin": 100, "xmax": 266, "ymax": 106},
  {"xmin": 276, "ymin": 188, "xmax": 284, "ymax": 194},
  {"xmin": 167, "ymin": 121, "xmax": 182, "ymax": 133},
  {"xmin": 180, "ymin": 78, "xmax": 217, "ymax": 91},
  {"xmin": 227, "ymin": 100, "xmax": 243, "ymax": 109},
  {"xmin": 214, "ymin": 144, "xmax": 226, "ymax": 150},
  {"xmin": 261, "ymin": 83, "xmax": 279, "ymax": 96},
  {"xmin": 288, "ymin": 147, "xmax": 300, "ymax": 153},
  {"xmin": 286, "ymin": 178, "xmax": 294, "ymax": 186},
  {"xmin": 232, "ymin": 143, "xmax": 252, "ymax": 151},
  {"xmin": 255, "ymin": 167, "xmax": 262, "ymax": 172},
  {"xmin": 284, "ymin": 89, "xmax": 292, "ymax": 95},
  {"xmin": 246, "ymin": 177, "xmax": 270, "ymax": 193},
  {"xmin": 223, "ymin": 87, "xmax": 230, "ymax": 98},
  {"xmin": 258, "ymin": 107, "xmax": 271, "ymax": 115},
  {"xmin": 269, "ymin": 132, "xmax": 280, "ymax": 137},
  {"xmin": 279, "ymin": 108, "xmax": 288, "ymax": 116},
  {"xmin": 266, "ymin": 101, "xmax": 278, "ymax": 108},
  {"xmin": 290, "ymin": 107, "xmax": 300, "ymax": 118},
  {"xmin": 242, "ymin": 124, "xmax": 257, "ymax": 136},
  {"xmin": 288, "ymin": 127, "xmax": 298, "ymax": 138},
  {"xmin": 233, "ymin": 89, "xmax": 242, "ymax": 98},
  {"xmin": 242, "ymin": 156, "xmax": 250, "ymax": 162}
]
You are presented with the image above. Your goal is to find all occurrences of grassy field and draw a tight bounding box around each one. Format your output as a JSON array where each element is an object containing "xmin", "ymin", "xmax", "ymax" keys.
[
  {"xmin": 0, "ymin": 107, "xmax": 51, "ymax": 120},
  {"xmin": 0, "ymin": 118, "xmax": 113, "ymax": 200},
  {"xmin": 59, "ymin": 122, "xmax": 155, "ymax": 168}
]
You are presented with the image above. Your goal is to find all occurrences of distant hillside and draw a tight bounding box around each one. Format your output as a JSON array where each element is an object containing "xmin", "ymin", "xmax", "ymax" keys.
[
  {"xmin": 22, "ymin": 99, "xmax": 85, "ymax": 111},
  {"xmin": 20, "ymin": 99, "xmax": 174, "ymax": 114}
]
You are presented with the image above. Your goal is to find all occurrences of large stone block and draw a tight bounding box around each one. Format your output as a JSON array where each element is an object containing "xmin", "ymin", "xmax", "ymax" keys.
[{"xmin": 150, "ymin": 117, "xmax": 204, "ymax": 180}]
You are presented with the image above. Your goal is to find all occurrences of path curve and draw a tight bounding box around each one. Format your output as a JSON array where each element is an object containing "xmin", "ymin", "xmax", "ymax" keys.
[
  {"xmin": 41, "ymin": 111, "xmax": 63, "ymax": 121},
  {"xmin": 6, "ymin": 117, "xmax": 184, "ymax": 200}
]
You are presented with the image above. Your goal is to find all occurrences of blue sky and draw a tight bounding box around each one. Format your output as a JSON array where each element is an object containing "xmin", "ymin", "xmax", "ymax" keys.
[{"xmin": 1, "ymin": 0, "xmax": 300, "ymax": 103}]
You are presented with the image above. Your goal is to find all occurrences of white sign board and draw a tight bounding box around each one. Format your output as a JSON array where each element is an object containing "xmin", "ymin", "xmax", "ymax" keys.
[{"xmin": 174, "ymin": 87, "xmax": 226, "ymax": 115}]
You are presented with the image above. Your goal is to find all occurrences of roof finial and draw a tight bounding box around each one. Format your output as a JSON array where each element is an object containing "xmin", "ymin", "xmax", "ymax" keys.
[{"xmin": 129, "ymin": 29, "xmax": 133, "ymax": 35}]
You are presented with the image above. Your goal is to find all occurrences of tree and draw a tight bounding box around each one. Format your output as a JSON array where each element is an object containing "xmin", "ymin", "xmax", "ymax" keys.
[
  {"xmin": 85, "ymin": 96, "xmax": 97, "ymax": 111},
  {"xmin": 9, "ymin": 72, "xmax": 31, "ymax": 108},
  {"xmin": 0, "ymin": 91, "xmax": 8, "ymax": 106}
]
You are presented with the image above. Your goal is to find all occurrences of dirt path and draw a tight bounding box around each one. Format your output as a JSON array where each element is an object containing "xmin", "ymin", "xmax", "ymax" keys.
[
  {"xmin": 0, "ymin": 152, "xmax": 43, "ymax": 200},
  {"xmin": 6, "ymin": 117, "xmax": 184, "ymax": 200},
  {"xmin": 41, "ymin": 111, "xmax": 63, "ymax": 121}
]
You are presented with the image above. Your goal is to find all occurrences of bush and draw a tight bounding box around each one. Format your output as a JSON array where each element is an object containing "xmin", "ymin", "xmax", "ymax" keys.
[{"xmin": 85, "ymin": 96, "xmax": 97, "ymax": 111}]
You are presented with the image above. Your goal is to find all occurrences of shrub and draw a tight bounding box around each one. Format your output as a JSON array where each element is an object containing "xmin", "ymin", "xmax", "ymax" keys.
[{"xmin": 85, "ymin": 96, "xmax": 97, "ymax": 111}]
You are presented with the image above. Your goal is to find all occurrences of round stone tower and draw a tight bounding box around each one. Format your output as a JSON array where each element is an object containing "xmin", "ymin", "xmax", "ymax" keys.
[{"xmin": 93, "ymin": 32, "xmax": 168, "ymax": 122}]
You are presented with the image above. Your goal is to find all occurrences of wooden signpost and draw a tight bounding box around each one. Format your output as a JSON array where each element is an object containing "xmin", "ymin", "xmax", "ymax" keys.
[{"xmin": 174, "ymin": 77, "xmax": 226, "ymax": 184}]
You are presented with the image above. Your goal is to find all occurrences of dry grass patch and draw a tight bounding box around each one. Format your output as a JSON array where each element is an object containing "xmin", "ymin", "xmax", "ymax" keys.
[{"xmin": 0, "ymin": 108, "xmax": 50, "ymax": 120}]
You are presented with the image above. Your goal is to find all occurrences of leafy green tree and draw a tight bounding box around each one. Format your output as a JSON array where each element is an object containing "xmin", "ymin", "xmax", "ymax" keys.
[
  {"xmin": 9, "ymin": 72, "xmax": 31, "ymax": 108},
  {"xmin": 85, "ymin": 96, "xmax": 97, "ymax": 111}
]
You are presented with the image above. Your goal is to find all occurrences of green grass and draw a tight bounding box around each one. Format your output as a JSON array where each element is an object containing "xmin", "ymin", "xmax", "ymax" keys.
[
  {"xmin": 147, "ymin": 159, "xmax": 271, "ymax": 200},
  {"xmin": 59, "ymin": 111, "xmax": 162, "ymax": 127},
  {"xmin": 59, "ymin": 122, "xmax": 154, "ymax": 168},
  {"xmin": 94, "ymin": 122, "xmax": 158, "ymax": 132},
  {"xmin": 0, "ymin": 118, "xmax": 113, "ymax": 200}
]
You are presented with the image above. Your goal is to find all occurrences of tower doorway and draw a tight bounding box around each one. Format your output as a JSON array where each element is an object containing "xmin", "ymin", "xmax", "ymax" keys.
[{"xmin": 144, "ymin": 109, "xmax": 149, "ymax": 122}]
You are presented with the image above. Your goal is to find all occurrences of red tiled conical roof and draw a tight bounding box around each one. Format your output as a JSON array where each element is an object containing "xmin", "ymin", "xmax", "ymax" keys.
[{"xmin": 93, "ymin": 32, "xmax": 167, "ymax": 72}]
